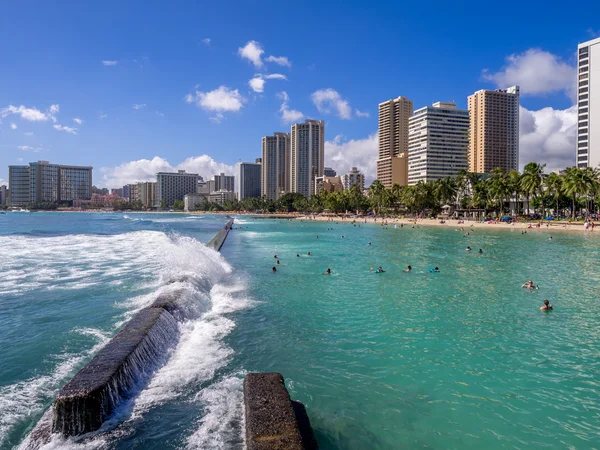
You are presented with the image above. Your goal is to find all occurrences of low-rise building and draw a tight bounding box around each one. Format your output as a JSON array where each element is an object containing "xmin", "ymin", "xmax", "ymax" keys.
[
  {"xmin": 209, "ymin": 189, "xmax": 236, "ymax": 206},
  {"xmin": 184, "ymin": 193, "xmax": 208, "ymax": 212},
  {"xmin": 315, "ymin": 176, "xmax": 344, "ymax": 194},
  {"xmin": 341, "ymin": 167, "xmax": 365, "ymax": 190}
]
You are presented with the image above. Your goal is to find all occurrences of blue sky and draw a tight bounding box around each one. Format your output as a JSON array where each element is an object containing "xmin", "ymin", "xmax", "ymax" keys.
[{"xmin": 1, "ymin": 0, "xmax": 598, "ymax": 188}]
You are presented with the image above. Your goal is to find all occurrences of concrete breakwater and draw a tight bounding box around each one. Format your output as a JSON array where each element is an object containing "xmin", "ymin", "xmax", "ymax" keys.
[
  {"xmin": 244, "ymin": 373, "xmax": 318, "ymax": 450},
  {"xmin": 25, "ymin": 220, "xmax": 234, "ymax": 444},
  {"xmin": 207, "ymin": 218, "xmax": 233, "ymax": 251}
]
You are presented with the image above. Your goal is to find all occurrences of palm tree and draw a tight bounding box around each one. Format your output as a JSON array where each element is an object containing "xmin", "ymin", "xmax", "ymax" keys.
[
  {"xmin": 368, "ymin": 180, "xmax": 386, "ymax": 214},
  {"xmin": 520, "ymin": 162, "xmax": 546, "ymax": 216},
  {"xmin": 488, "ymin": 168, "xmax": 510, "ymax": 215},
  {"xmin": 507, "ymin": 169, "xmax": 522, "ymax": 215},
  {"xmin": 563, "ymin": 167, "xmax": 589, "ymax": 219},
  {"xmin": 544, "ymin": 172, "xmax": 563, "ymax": 218}
]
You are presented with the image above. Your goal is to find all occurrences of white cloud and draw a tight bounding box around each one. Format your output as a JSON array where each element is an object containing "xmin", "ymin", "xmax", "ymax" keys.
[
  {"xmin": 99, "ymin": 113, "xmax": 108, "ymax": 119},
  {"xmin": 519, "ymin": 105, "xmax": 576, "ymax": 171},
  {"xmin": 325, "ymin": 133, "xmax": 378, "ymax": 185},
  {"xmin": 248, "ymin": 73, "xmax": 287, "ymax": 93},
  {"xmin": 100, "ymin": 155, "xmax": 235, "ymax": 188},
  {"xmin": 185, "ymin": 86, "xmax": 244, "ymax": 122},
  {"xmin": 133, "ymin": 104, "xmax": 147, "ymax": 110},
  {"xmin": 10, "ymin": 123, "xmax": 17, "ymax": 130},
  {"xmin": 102, "ymin": 60, "xmax": 118, "ymax": 66},
  {"xmin": 18, "ymin": 145, "xmax": 46, "ymax": 153},
  {"xmin": 49, "ymin": 104, "xmax": 59, "ymax": 114},
  {"xmin": 202, "ymin": 38, "xmax": 211, "ymax": 46},
  {"xmin": 156, "ymin": 111, "xmax": 164, "ymax": 117},
  {"xmin": 0, "ymin": 105, "xmax": 50, "ymax": 122},
  {"xmin": 53, "ymin": 124, "xmax": 78, "ymax": 135},
  {"xmin": 355, "ymin": 109, "xmax": 370, "ymax": 118},
  {"xmin": 238, "ymin": 40, "xmax": 264, "ymax": 68},
  {"xmin": 73, "ymin": 118, "xmax": 83, "ymax": 125},
  {"xmin": 311, "ymin": 88, "xmax": 352, "ymax": 119},
  {"xmin": 248, "ymin": 76, "xmax": 265, "ymax": 93},
  {"xmin": 24, "ymin": 132, "xmax": 33, "ymax": 136},
  {"xmin": 265, "ymin": 55, "xmax": 291, "ymax": 68},
  {"xmin": 277, "ymin": 91, "xmax": 304, "ymax": 123},
  {"xmin": 482, "ymin": 49, "xmax": 576, "ymax": 100}
]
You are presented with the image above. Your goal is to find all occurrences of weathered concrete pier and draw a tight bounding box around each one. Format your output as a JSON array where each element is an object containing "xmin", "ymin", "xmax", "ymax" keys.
[{"xmin": 244, "ymin": 373, "xmax": 318, "ymax": 450}]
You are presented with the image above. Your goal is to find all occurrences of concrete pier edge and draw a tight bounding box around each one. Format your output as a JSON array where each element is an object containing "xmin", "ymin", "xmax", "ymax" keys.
[
  {"xmin": 207, "ymin": 218, "xmax": 233, "ymax": 251},
  {"xmin": 32, "ymin": 219, "xmax": 235, "ymax": 439},
  {"xmin": 244, "ymin": 372, "xmax": 318, "ymax": 450}
]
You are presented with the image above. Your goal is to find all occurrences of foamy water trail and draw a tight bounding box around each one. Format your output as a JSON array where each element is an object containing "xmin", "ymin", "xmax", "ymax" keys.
[
  {"xmin": 186, "ymin": 375, "xmax": 246, "ymax": 450},
  {"xmin": 131, "ymin": 279, "xmax": 252, "ymax": 415},
  {"xmin": 0, "ymin": 329, "xmax": 111, "ymax": 446},
  {"xmin": 7, "ymin": 228, "xmax": 250, "ymax": 449}
]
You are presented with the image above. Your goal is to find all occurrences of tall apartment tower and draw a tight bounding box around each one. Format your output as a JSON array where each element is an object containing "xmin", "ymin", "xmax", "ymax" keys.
[
  {"xmin": 155, "ymin": 170, "xmax": 198, "ymax": 208},
  {"xmin": 468, "ymin": 86, "xmax": 520, "ymax": 173},
  {"xmin": 577, "ymin": 37, "xmax": 600, "ymax": 168},
  {"xmin": 408, "ymin": 102, "xmax": 470, "ymax": 185},
  {"xmin": 8, "ymin": 161, "xmax": 92, "ymax": 206},
  {"xmin": 8, "ymin": 165, "xmax": 30, "ymax": 206},
  {"xmin": 212, "ymin": 173, "xmax": 235, "ymax": 192},
  {"xmin": 290, "ymin": 119, "xmax": 325, "ymax": 198},
  {"xmin": 261, "ymin": 132, "xmax": 290, "ymax": 200},
  {"xmin": 377, "ymin": 96, "xmax": 413, "ymax": 187},
  {"xmin": 236, "ymin": 162, "xmax": 262, "ymax": 199}
]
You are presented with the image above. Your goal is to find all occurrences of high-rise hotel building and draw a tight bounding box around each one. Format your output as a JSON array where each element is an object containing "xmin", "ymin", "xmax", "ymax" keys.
[
  {"xmin": 377, "ymin": 96, "xmax": 413, "ymax": 187},
  {"xmin": 468, "ymin": 86, "xmax": 520, "ymax": 173},
  {"xmin": 408, "ymin": 102, "xmax": 469, "ymax": 185},
  {"xmin": 155, "ymin": 170, "xmax": 198, "ymax": 208},
  {"xmin": 8, "ymin": 160, "xmax": 92, "ymax": 206},
  {"xmin": 261, "ymin": 132, "xmax": 290, "ymax": 200},
  {"xmin": 577, "ymin": 37, "xmax": 600, "ymax": 168},
  {"xmin": 290, "ymin": 120, "xmax": 325, "ymax": 198}
]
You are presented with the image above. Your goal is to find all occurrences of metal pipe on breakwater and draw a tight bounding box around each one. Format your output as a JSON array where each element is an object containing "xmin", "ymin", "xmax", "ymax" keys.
[{"xmin": 37, "ymin": 220, "xmax": 235, "ymax": 439}]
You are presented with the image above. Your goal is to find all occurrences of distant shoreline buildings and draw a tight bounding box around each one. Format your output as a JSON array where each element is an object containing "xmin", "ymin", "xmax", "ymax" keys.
[{"xmin": 3, "ymin": 39, "xmax": 593, "ymax": 208}]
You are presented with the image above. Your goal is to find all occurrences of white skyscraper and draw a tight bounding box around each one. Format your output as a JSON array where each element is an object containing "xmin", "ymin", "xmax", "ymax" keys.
[
  {"xmin": 290, "ymin": 119, "xmax": 325, "ymax": 198},
  {"xmin": 577, "ymin": 37, "xmax": 600, "ymax": 168},
  {"xmin": 408, "ymin": 102, "xmax": 469, "ymax": 185}
]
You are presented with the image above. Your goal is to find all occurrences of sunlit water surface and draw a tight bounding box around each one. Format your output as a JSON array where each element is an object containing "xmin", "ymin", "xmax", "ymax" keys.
[{"xmin": 1, "ymin": 212, "xmax": 599, "ymax": 449}]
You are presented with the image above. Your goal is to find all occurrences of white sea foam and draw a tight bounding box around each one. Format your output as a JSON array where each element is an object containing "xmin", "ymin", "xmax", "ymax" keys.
[
  {"xmin": 0, "ymin": 329, "xmax": 111, "ymax": 447},
  {"xmin": 186, "ymin": 375, "xmax": 245, "ymax": 450},
  {"xmin": 131, "ymin": 278, "xmax": 251, "ymax": 414},
  {"xmin": 6, "ymin": 226, "xmax": 251, "ymax": 448}
]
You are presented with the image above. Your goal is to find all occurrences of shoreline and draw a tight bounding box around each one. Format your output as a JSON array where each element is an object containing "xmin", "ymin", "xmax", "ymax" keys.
[
  {"xmin": 9, "ymin": 209, "xmax": 599, "ymax": 235},
  {"xmin": 242, "ymin": 213, "xmax": 599, "ymax": 235}
]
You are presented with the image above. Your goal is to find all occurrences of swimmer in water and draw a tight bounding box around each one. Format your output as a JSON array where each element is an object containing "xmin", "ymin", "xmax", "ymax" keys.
[
  {"xmin": 522, "ymin": 280, "xmax": 539, "ymax": 290},
  {"xmin": 549, "ymin": 236, "xmax": 553, "ymax": 240},
  {"xmin": 478, "ymin": 248, "xmax": 483, "ymax": 254},
  {"xmin": 466, "ymin": 246, "xmax": 472, "ymax": 252},
  {"xmin": 368, "ymin": 242, "xmax": 372, "ymax": 246},
  {"xmin": 404, "ymin": 265, "xmax": 412, "ymax": 273},
  {"xmin": 324, "ymin": 268, "xmax": 331, "ymax": 275},
  {"xmin": 272, "ymin": 267, "xmax": 277, "ymax": 272},
  {"xmin": 296, "ymin": 254, "xmax": 300, "ymax": 257},
  {"xmin": 540, "ymin": 299, "xmax": 553, "ymax": 310},
  {"xmin": 432, "ymin": 267, "xmax": 440, "ymax": 272},
  {"xmin": 307, "ymin": 252, "xmax": 311, "ymax": 256},
  {"xmin": 374, "ymin": 266, "xmax": 385, "ymax": 273},
  {"xmin": 276, "ymin": 260, "xmax": 280, "ymax": 265},
  {"xmin": 274, "ymin": 254, "xmax": 278, "ymax": 259}
]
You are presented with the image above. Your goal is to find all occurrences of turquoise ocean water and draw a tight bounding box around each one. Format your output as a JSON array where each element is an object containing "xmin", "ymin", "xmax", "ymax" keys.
[{"xmin": 1, "ymin": 212, "xmax": 599, "ymax": 449}]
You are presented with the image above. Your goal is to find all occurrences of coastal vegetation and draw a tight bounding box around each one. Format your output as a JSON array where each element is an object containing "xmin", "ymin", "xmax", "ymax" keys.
[{"xmin": 200, "ymin": 164, "xmax": 600, "ymax": 219}]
